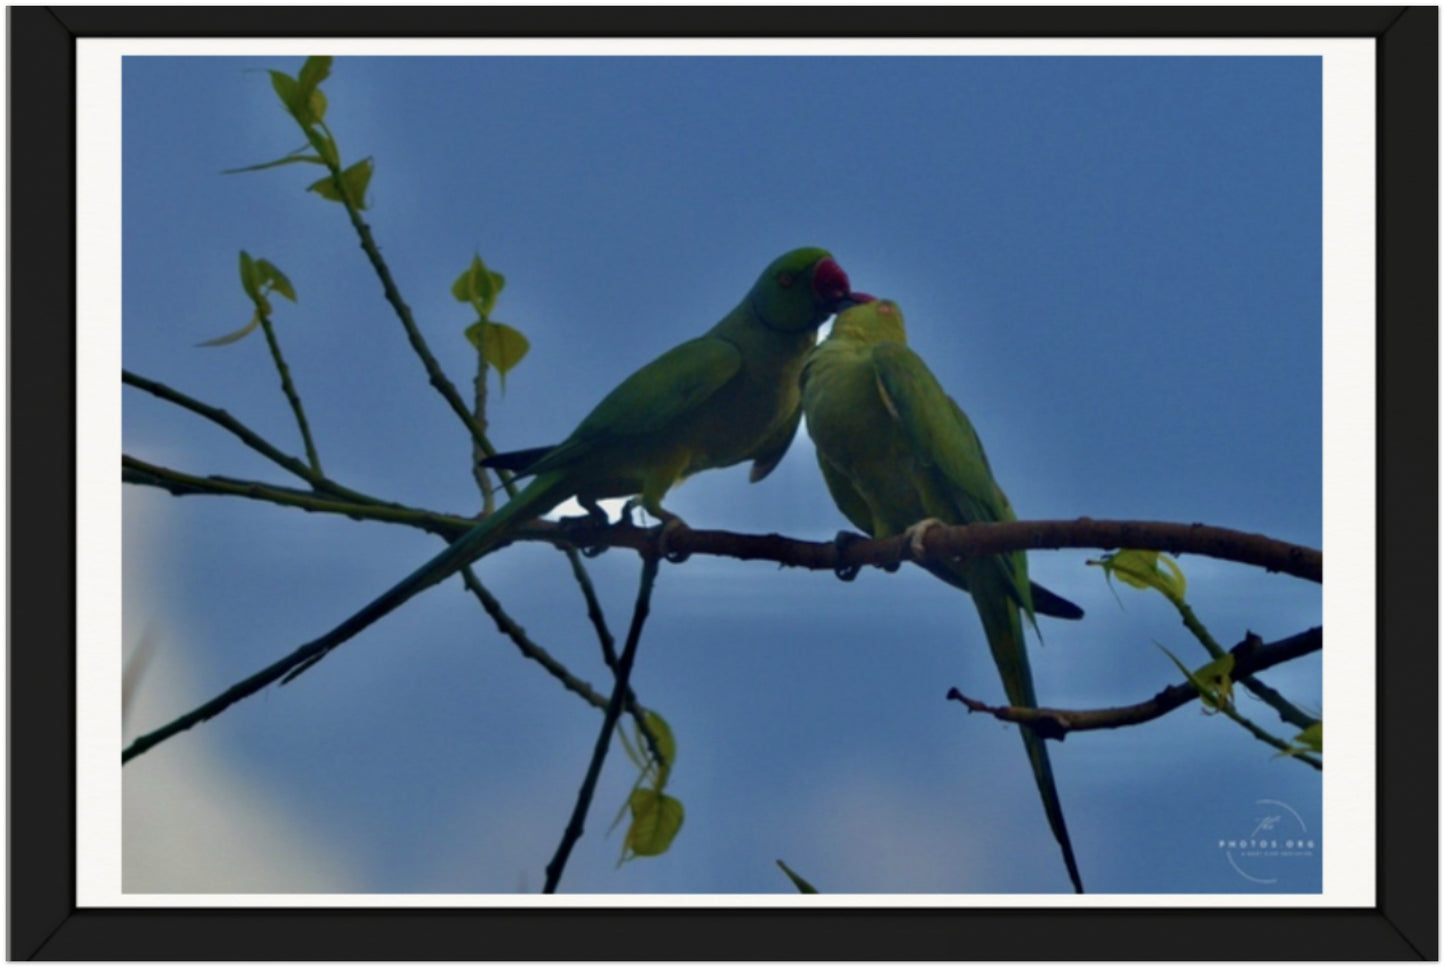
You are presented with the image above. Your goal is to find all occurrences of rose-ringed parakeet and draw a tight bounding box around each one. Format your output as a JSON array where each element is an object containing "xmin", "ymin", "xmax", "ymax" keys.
[
  {"xmin": 801, "ymin": 298, "xmax": 1085, "ymax": 893},
  {"xmin": 158, "ymin": 249, "xmax": 860, "ymax": 704}
]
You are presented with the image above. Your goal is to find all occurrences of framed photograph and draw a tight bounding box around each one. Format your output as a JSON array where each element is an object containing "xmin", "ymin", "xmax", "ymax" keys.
[{"xmin": 12, "ymin": 6, "xmax": 1435, "ymax": 960}]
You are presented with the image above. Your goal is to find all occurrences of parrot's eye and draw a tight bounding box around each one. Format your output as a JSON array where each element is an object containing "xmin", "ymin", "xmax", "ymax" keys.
[{"xmin": 776, "ymin": 271, "xmax": 795, "ymax": 288}]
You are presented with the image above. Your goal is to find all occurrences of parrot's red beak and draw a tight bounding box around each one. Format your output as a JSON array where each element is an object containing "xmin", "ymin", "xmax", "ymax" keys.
[
  {"xmin": 831, "ymin": 291, "xmax": 876, "ymax": 313},
  {"xmin": 811, "ymin": 257, "xmax": 853, "ymax": 311}
]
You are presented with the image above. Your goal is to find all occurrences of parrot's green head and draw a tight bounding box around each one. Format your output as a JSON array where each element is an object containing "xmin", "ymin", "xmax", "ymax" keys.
[
  {"xmin": 748, "ymin": 247, "xmax": 859, "ymax": 333},
  {"xmin": 830, "ymin": 298, "xmax": 907, "ymax": 345}
]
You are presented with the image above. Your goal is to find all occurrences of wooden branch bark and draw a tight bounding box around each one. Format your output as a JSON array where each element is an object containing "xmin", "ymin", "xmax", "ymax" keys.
[{"xmin": 947, "ymin": 627, "xmax": 1322, "ymax": 740}]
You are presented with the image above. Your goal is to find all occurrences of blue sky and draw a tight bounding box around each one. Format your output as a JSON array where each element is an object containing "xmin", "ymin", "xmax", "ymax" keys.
[{"xmin": 121, "ymin": 53, "xmax": 1323, "ymax": 895}]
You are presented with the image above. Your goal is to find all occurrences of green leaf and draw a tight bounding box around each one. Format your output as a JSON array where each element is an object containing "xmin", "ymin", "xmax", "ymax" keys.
[
  {"xmin": 304, "ymin": 158, "xmax": 369, "ymax": 208},
  {"xmin": 306, "ymin": 128, "xmax": 340, "ymax": 168},
  {"xmin": 1276, "ymin": 721, "xmax": 1323, "ymax": 760},
  {"xmin": 776, "ymin": 859, "xmax": 819, "ymax": 893},
  {"xmin": 451, "ymin": 254, "xmax": 506, "ymax": 316},
  {"xmin": 1160, "ymin": 644, "xmax": 1234, "ymax": 712},
  {"xmin": 307, "ymin": 87, "xmax": 328, "ymax": 124},
  {"xmin": 222, "ymin": 151, "xmax": 324, "ymax": 175},
  {"xmin": 621, "ymin": 789, "xmax": 684, "ymax": 860},
  {"xmin": 309, "ymin": 158, "xmax": 374, "ymax": 208},
  {"xmin": 268, "ymin": 70, "xmax": 303, "ymax": 120},
  {"xmin": 465, "ymin": 321, "xmax": 530, "ymax": 392},
  {"xmin": 297, "ymin": 55, "xmax": 332, "ymax": 94},
  {"xmin": 255, "ymin": 259, "xmax": 297, "ymax": 302},
  {"xmin": 238, "ymin": 250, "xmax": 261, "ymax": 301},
  {"xmin": 1092, "ymin": 549, "xmax": 1187, "ymax": 604},
  {"xmin": 306, "ymin": 173, "xmax": 340, "ymax": 202},
  {"xmin": 198, "ymin": 312, "xmax": 262, "ymax": 347},
  {"xmin": 640, "ymin": 710, "xmax": 676, "ymax": 781},
  {"xmin": 340, "ymin": 157, "xmax": 373, "ymax": 206},
  {"xmin": 1295, "ymin": 720, "xmax": 1322, "ymax": 752}
]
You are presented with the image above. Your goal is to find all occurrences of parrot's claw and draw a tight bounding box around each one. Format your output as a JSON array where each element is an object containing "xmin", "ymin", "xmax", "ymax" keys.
[
  {"xmin": 565, "ymin": 499, "xmax": 612, "ymax": 556},
  {"xmin": 579, "ymin": 497, "xmax": 611, "ymax": 529},
  {"xmin": 619, "ymin": 498, "xmax": 643, "ymax": 527},
  {"xmin": 904, "ymin": 517, "xmax": 948, "ymax": 561},
  {"xmin": 654, "ymin": 516, "xmax": 691, "ymax": 563},
  {"xmin": 831, "ymin": 530, "xmax": 867, "ymax": 582}
]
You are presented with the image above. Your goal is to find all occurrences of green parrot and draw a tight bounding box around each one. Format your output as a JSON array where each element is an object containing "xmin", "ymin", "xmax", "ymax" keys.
[
  {"xmin": 801, "ymin": 297, "xmax": 1085, "ymax": 893},
  {"xmin": 276, "ymin": 247, "xmax": 860, "ymax": 682}
]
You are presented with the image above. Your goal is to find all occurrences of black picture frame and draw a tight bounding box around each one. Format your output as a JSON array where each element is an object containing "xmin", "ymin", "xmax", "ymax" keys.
[{"xmin": 10, "ymin": 5, "xmax": 1436, "ymax": 960}]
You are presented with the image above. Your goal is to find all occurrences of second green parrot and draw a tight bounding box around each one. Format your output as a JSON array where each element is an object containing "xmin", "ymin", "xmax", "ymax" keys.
[{"xmin": 801, "ymin": 298, "xmax": 1085, "ymax": 893}]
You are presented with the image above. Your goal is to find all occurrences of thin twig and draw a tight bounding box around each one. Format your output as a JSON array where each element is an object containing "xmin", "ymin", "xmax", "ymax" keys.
[
  {"xmin": 327, "ymin": 166, "xmax": 495, "ymax": 459},
  {"xmin": 1175, "ymin": 602, "xmax": 1316, "ymax": 731},
  {"xmin": 123, "ymin": 369, "xmax": 313, "ymax": 483},
  {"xmin": 459, "ymin": 566, "xmax": 609, "ymax": 709},
  {"xmin": 947, "ymin": 626, "xmax": 1322, "ymax": 770},
  {"xmin": 544, "ymin": 553, "xmax": 661, "ymax": 893},
  {"xmin": 256, "ymin": 312, "xmax": 323, "ymax": 474},
  {"xmin": 471, "ymin": 348, "xmax": 496, "ymax": 513},
  {"xmin": 123, "ymin": 370, "xmax": 374, "ymax": 506},
  {"xmin": 122, "ymin": 455, "xmax": 474, "ymax": 541},
  {"xmin": 460, "ymin": 563, "xmax": 660, "ymax": 762}
]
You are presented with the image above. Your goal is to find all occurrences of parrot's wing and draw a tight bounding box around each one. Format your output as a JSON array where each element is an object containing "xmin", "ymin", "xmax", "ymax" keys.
[
  {"xmin": 869, "ymin": 341, "xmax": 1032, "ymax": 613},
  {"xmin": 747, "ymin": 401, "xmax": 803, "ymax": 482},
  {"xmin": 869, "ymin": 342, "xmax": 1010, "ymax": 525},
  {"xmin": 525, "ymin": 335, "xmax": 743, "ymax": 475},
  {"xmin": 814, "ymin": 450, "xmax": 876, "ymax": 534}
]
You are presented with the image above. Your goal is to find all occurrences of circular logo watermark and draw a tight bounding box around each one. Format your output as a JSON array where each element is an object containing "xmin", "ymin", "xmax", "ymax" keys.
[{"xmin": 1217, "ymin": 798, "xmax": 1318, "ymax": 885}]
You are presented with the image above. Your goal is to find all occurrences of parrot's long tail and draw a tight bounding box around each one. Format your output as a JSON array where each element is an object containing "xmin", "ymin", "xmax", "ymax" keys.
[
  {"xmin": 282, "ymin": 470, "xmax": 570, "ymax": 682},
  {"xmin": 968, "ymin": 562, "xmax": 1086, "ymax": 894},
  {"xmin": 121, "ymin": 471, "xmax": 570, "ymax": 763}
]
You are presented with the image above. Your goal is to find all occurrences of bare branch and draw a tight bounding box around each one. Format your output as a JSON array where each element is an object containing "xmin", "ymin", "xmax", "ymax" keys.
[
  {"xmin": 456, "ymin": 565, "xmax": 658, "ymax": 760},
  {"xmin": 123, "ymin": 462, "xmax": 1322, "ymax": 585},
  {"xmin": 544, "ymin": 553, "xmax": 661, "ymax": 893},
  {"xmin": 527, "ymin": 517, "xmax": 1323, "ymax": 584},
  {"xmin": 123, "ymin": 369, "xmax": 314, "ymax": 483},
  {"xmin": 122, "ymin": 455, "xmax": 474, "ymax": 541},
  {"xmin": 947, "ymin": 627, "xmax": 1322, "ymax": 760},
  {"xmin": 256, "ymin": 312, "xmax": 324, "ymax": 475}
]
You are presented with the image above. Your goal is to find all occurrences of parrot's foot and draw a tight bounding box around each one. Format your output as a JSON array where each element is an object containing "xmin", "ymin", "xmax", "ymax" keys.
[
  {"xmin": 653, "ymin": 516, "xmax": 691, "ymax": 563},
  {"xmin": 831, "ymin": 530, "xmax": 868, "ymax": 581},
  {"xmin": 575, "ymin": 498, "xmax": 614, "ymax": 556},
  {"xmin": 904, "ymin": 517, "xmax": 948, "ymax": 561},
  {"xmin": 579, "ymin": 496, "xmax": 611, "ymax": 528}
]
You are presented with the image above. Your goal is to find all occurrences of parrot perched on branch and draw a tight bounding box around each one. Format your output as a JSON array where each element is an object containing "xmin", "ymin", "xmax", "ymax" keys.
[
  {"xmin": 275, "ymin": 247, "xmax": 862, "ymax": 682},
  {"xmin": 801, "ymin": 297, "xmax": 1086, "ymax": 893}
]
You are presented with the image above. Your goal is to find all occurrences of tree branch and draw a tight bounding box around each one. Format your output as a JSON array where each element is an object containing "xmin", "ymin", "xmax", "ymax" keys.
[
  {"xmin": 256, "ymin": 312, "xmax": 324, "ymax": 475},
  {"xmin": 529, "ymin": 517, "xmax": 1323, "ymax": 584},
  {"xmin": 457, "ymin": 565, "xmax": 658, "ymax": 759},
  {"xmin": 123, "ymin": 370, "xmax": 381, "ymax": 507},
  {"xmin": 544, "ymin": 553, "xmax": 660, "ymax": 893},
  {"xmin": 1164, "ymin": 589, "xmax": 1317, "ymax": 732},
  {"xmin": 122, "ymin": 455, "xmax": 474, "ymax": 541},
  {"xmin": 122, "ymin": 460, "xmax": 1323, "ymax": 763},
  {"xmin": 122, "ymin": 463, "xmax": 1323, "ymax": 585},
  {"xmin": 123, "ymin": 369, "xmax": 314, "ymax": 483},
  {"xmin": 946, "ymin": 627, "xmax": 1322, "ymax": 759}
]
